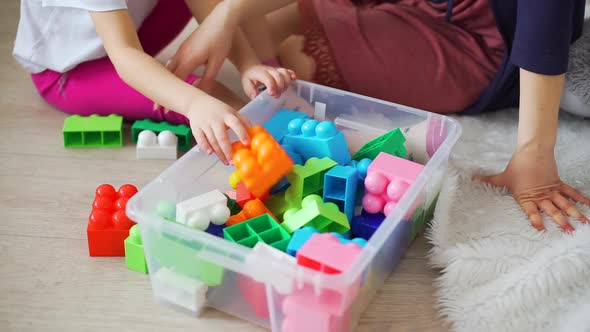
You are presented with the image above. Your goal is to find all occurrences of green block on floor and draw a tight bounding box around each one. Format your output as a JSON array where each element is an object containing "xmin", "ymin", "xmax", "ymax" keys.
[
  {"xmin": 152, "ymin": 228, "xmax": 224, "ymax": 286},
  {"xmin": 131, "ymin": 119, "xmax": 193, "ymax": 151},
  {"xmin": 62, "ymin": 114, "xmax": 123, "ymax": 148},
  {"xmin": 352, "ymin": 128, "xmax": 407, "ymax": 161},
  {"xmin": 223, "ymin": 213, "xmax": 291, "ymax": 252},
  {"xmin": 281, "ymin": 194, "xmax": 350, "ymax": 234},
  {"xmin": 124, "ymin": 225, "xmax": 148, "ymax": 274},
  {"xmin": 285, "ymin": 157, "xmax": 338, "ymax": 210}
]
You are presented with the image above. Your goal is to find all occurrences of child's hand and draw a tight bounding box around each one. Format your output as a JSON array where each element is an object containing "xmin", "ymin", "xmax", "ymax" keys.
[
  {"xmin": 167, "ymin": 2, "xmax": 239, "ymax": 92},
  {"xmin": 477, "ymin": 144, "xmax": 590, "ymax": 232},
  {"xmin": 187, "ymin": 94, "xmax": 250, "ymax": 165},
  {"xmin": 241, "ymin": 65, "xmax": 297, "ymax": 99}
]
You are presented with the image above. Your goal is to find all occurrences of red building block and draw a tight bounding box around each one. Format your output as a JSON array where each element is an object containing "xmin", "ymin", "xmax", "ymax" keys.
[
  {"xmin": 238, "ymin": 275, "xmax": 269, "ymax": 318},
  {"xmin": 232, "ymin": 126, "xmax": 294, "ymax": 198},
  {"xmin": 227, "ymin": 199, "xmax": 277, "ymax": 226},
  {"xmin": 87, "ymin": 184, "xmax": 138, "ymax": 257},
  {"xmin": 236, "ymin": 182, "xmax": 269, "ymax": 208}
]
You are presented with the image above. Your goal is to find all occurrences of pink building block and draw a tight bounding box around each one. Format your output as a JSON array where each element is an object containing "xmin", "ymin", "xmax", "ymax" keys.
[
  {"xmin": 287, "ymin": 232, "xmax": 363, "ymax": 331},
  {"xmin": 362, "ymin": 152, "xmax": 424, "ymax": 216}
]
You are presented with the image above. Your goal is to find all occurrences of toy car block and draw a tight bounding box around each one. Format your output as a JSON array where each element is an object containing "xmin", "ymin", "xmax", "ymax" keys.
[
  {"xmin": 227, "ymin": 199, "xmax": 277, "ymax": 226},
  {"xmin": 136, "ymin": 130, "xmax": 178, "ymax": 160},
  {"xmin": 362, "ymin": 152, "xmax": 424, "ymax": 216},
  {"xmin": 87, "ymin": 184, "xmax": 138, "ymax": 256},
  {"xmin": 176, "ymin": 190, "xmax": 230, "ymax": 230},
  {"xmin": 232, "ymin": 126, "xmax": 294, "ymax": 198},
  {"xmin": 287, "ymin": 226, "xmax": 367, "ymax": 257},
  {"xmin": 282, "ymin": 119, "xmax": 351, "ymax": 165},
  {"xmin": 297, "ymin": 233, "xmax": 363, "ymax": 274},
  {"xmin": 152, "ymin": 267, "xmax": 208, "ymax": 314},
  {"xmin": 262, "ymin": 109, "xmax": 309, "ymax": 143},
  {"xmin": 223, "ymin": 213, "xmax": 291, "ymax": 251},
  {"xmin": 63, "ymin": 114, "xmax": 123, "ymax": 148},
  {"xmin": 124, "ymin": 224, "xmax": 148, "ymax": 274},
  {"xmin": 281, "ymin": 195, "xmax": 350, "ymax": 234},
  {"xmin": 236, "ymin": 182, "xmax": 269, "ymax": 208},
  {"xmin": 351, "ymin": 210, "xmax": 385, "ymax": 240},
  {"xmin": 131, "ymin": 119, "xmax": 192, "ymax": 151},
  {"xmin": 352, "ymin": 128, "xmax": 407, "ymax": 161},
  {"xmin": 284, "ymin": 157, "xmax": 338, "ymax": 209},
  {"xmin": 323, "ymin": 165, "xmax": 359, "ymax": 221}
]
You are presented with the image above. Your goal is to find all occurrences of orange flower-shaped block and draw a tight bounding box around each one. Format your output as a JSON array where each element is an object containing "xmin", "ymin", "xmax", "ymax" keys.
[{"xmin": 232, "ymin": 126, "xmax": 293, "ymax": 198}]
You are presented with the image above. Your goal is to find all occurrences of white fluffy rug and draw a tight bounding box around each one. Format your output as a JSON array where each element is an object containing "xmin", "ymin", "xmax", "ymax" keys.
[{"xmin": 427, "ymin": 109, "xmax": 590, "ymax": 332}]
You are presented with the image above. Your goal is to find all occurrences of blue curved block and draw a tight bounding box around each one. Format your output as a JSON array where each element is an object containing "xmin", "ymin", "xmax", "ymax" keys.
[{"xmin": 286, "ymin": 226, "xmax": 366, "ymax": 257}]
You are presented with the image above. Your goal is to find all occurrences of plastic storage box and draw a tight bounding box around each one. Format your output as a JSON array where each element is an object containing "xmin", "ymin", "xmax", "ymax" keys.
[{"xmin": 126, "ymin": 81, "xmax": 461, "ymax": 331}]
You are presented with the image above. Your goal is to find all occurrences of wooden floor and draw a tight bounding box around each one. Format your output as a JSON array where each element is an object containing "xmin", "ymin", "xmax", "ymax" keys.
[{"xmin": 0, "ymin": 2, "xmax": 445, "ymax": 331}]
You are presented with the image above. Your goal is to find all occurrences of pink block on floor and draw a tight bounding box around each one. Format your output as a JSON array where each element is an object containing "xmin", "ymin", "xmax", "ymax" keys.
[{"xmin": 362, "ymin": 152, "xmax": 424, "ymax": 216}]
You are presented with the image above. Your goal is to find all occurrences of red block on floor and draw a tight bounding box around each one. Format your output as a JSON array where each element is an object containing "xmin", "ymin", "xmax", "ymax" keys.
[{"xmin": 87, "ymin": 184, "xmax": 138, "ymax": 257}]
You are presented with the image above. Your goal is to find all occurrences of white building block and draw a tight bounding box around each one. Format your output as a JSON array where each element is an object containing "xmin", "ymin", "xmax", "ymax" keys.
[
  {"xmin": 244, "ymin": 242, "xmax": 296, "ymax": 294},
  {"xmin": 176, "ymin": 189, "xmax": 230, "ymax": 230},
  {"xmin": 314, "ymin": 102, "xmax": 326, "ymax": 121},
  {"xmin": 137, "ymin": 130, "xmax": 178, "ymax": 160},
  {"xmin": 152, "ymin": 267, "xmax": 208, "ymax": 314}
]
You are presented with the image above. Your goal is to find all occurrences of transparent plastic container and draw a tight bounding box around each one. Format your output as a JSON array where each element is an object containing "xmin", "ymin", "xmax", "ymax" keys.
[{"xmin": 126, "ymin": 81, "xmax": 461, "ymax": 331}]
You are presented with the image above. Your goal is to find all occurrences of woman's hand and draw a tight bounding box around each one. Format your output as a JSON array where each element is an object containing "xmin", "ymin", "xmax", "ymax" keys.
[{"xmin": 478, "ymin": 143, "xmax": 590, "ymax": 232}]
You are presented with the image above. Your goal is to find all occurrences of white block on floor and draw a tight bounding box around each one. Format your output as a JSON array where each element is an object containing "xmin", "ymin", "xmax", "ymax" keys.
[
  {"xmin": 176, "ymin": 189, "xmax": 230, "ymax": 230},
  {"xmin": 137, "ymin": 130, "xmax": 178, "ymax": 160}
]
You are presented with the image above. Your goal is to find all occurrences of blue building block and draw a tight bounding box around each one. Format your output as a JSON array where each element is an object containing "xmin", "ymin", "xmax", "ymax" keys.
[
  {"xmin": 347, "ymin": 158, "xmax": 372, "ymax": 205},
  {"xmin": 282, "ymin": 119, "xmax": 351, "ymax": 165},
  {"xmin": 263, "ymin": 109, "xmax": 309, "ymax": 143},
  {"xmin": 205, "ymin": 223, "xmax": 225, "ymax": 238},
  {"xmin": 282, "ymin": 144, "xmax": 303, "ymax": 165},
  {"xmin": 286, "ymin": 226, "xmax": 366, "ymax": 257},
  {"xmin": 351, "ymin": 210, "xmax": 385, "ymax": 240},
  {"xmin": 323, "ymin": 165, "xmax": 358, "ymax": 221},
  {"xmin": 271, "ymin": 176, "xmax": 291, "ymax": 194}
]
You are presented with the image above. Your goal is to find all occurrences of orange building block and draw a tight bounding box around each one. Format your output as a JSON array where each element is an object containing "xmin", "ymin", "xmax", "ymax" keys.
[
  {"xmin": 227, "ymin": 199, "xmax": 277, "ymax": 226},
  {"xmin": 232, "ymin": 126, "xmax": 293, "ymax": 198}
]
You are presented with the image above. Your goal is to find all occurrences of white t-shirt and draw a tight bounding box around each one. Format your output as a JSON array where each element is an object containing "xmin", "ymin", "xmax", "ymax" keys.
[{"xmin": 13, "ymin": 0, "xmax": 158, "ymax": 73}]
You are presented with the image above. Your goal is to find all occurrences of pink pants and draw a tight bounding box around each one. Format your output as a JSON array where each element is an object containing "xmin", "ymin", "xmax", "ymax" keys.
[{"xmin": 31, "ymin": 0, "xmax": 193, "ymax": 124}]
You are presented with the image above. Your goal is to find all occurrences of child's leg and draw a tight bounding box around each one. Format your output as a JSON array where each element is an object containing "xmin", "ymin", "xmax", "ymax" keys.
[{"xmin": 31, "ymin": 58, "xmax": 244, "ymax": 124}]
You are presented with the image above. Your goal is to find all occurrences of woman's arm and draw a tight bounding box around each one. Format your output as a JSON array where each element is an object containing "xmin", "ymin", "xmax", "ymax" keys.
[{"xmin": 479, "ymin": 68, "xmax": 590, "ymax": 231}]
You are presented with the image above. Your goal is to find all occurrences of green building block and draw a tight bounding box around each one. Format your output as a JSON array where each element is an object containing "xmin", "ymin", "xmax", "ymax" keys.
[
  {"xmin": 124, "ymin": 225, "xmax": 148, "ymax": 274},
  {"xmin": 131, "ymin": 119, "xmax": 193, "ymax": 151},
  {"xmin": 285, "ymin": 157, "xmax": 337, "ymax": 209},
  {"xmin": 152, "ymin": 225, "xmax": 224, "ymax": 286},
  {"xmin": 265, "ymin": 193, "xmax": 290, "ymax": 222},
  {"xmin": 223, "ymin": 213, "xmax": 291, "ymax": 252},
  {"xmin": 352, "ymin": 128, "xmax": 407, "ymax": 161},
  {"xmin": 62, "ymin": 114, "xmax": 123, "ymax": 148},
  {"xmin": 281, "ymin": 195, "xmax": 350, "ymax": 234},
  {"xmin": 225, "ymin": 194, "xmax": 242, "ymax": 215}
]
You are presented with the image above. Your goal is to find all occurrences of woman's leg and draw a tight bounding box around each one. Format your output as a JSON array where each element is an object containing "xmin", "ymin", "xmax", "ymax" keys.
[{"xmin": 278, "ymin": 0, "xmax": 505, "ymax": 113}]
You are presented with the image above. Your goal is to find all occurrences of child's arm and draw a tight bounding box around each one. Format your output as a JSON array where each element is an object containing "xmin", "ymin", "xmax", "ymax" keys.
[
  {"xmin": 90, "ymin": 9, "xmax": 248, "ymax": 164},
  {"xmin": 167, "ymin": 0, "xmax": 296, "ymax": 91},
  {"xmin": 479, "ymin": 68, "xmax": 590, "ymax": 231}
]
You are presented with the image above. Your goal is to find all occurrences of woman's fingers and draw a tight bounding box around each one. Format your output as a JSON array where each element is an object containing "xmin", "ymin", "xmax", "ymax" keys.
[
  {"xmin": 538, "ymin": 199, "xmax": 574, "ymax": 232},
  {"xmin": 551, "ymin": 192, "xmax": 589, "ymax": 223},
  {"xmin": 560, "ymin": 183, "xmax": 590, "ymax": 206},
  {"xmin": 520, "ymin": 201, "xmax": 545, "ymax": 231}
]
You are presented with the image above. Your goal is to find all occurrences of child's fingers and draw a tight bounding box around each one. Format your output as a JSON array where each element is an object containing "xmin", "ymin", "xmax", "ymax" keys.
[
  {"xmin": 242, "ymin": 79, "xmax": 258, "ymax": 100},
  {"xmin": 225, "ymin": 115, "xmax": 250, "ymax": 145},
  {"xmin": 204, "ymin": 127, "xmax": 227, "ymax": 165},
  {"xmin": 213, "ymin": 123, "xmax": 232, "ymax": 164},
  {"xmin": 251, "ymin": 70, "xmax": 278, "ymax": 97},
  {"xmin": 277, "ymin": 68, "xmax": 292, "ymax": 90},
  {"xmin": 288, "ymin": 69, "xmax": 297, "ymax": 80},
  {"xmin": 267, "ymin": 69, "xmax": 285, "ymax": 93},
  {"xmin": 194, "ymin": 128, "xmax": 212, "ymax": 155},
  {"xmin": 237, "ymin": 113, "xmax": 252, "ymax": 128},
  {"xmin": 199, "ymin": 57, "xmax": 224, "ymax": 94}
]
